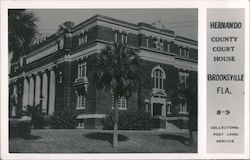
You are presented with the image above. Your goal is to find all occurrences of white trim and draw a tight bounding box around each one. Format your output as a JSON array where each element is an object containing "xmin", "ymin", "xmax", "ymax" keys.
[
  {"xmin": 26, "ymin": 43, "xmax": 58, "ymax": 64},
  {"xmin": 76, "ymin": 95, "xmax": 86, "ymax": 110},
  {"xmin": 151, "ymin": 65, "xmax": 166, "ymax": 79},
  {"xmin": 174, "ymin": 59, "xmax": 197, "ymax": 71},
  {"xmin": 138, "ymin": 50, "xmax": 176, "ymax": 66},
  {"xmin": 25, "ymin": 63, "xmax": 56, "ymax": 77},
  {"xmin": 151, "ymin": 96, "xmax": 166, "ymax": 117},
  {"xmin": 70, "ymin": 43, "xmax": 105, "ymax": 61},
  {"xmin": 111, "ymin": 94, "xmax": 127, "ymax": 110},
  {"xmin": 97, "ymin": 20, "xmax": 138, "ymax": 34},
  {"xmin": 139, "ymin": 29, "xmax": 175, "ymax": 42},
  {"xmin": 76, "ymin": 114, "xmax": 106, "ymax": 119},
  {"xmin": 175, "ymin": 40, "xmax": 197, "ymax": 49},
  {"xmin": 73, "ymin": 21, "xmax": 97, "ymax": 36},
  {"xmin": 151, "ymin": 65, "xmax": 166, "ymax": 90}
]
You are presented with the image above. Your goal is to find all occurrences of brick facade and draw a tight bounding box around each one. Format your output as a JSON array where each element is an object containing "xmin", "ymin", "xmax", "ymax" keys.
[{"xmin": 9, "ymin": 15, "xmax": 198, "ymax": 129}]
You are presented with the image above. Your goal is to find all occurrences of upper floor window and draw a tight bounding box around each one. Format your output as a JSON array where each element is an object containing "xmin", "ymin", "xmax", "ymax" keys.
[
  {"xmin": 112, "ymin": 94, "xmax": 127, "ymax": 110},
  {"xmin": 179, "ymin": 71, "xmax": 189, "ymax": 86},
  {"xmin": 146, "ymin": 37, "xmax": 149, "ymax": 47},
  {"xmin": 78, "ymin": 62, "xmax": 87, "ymax": 78},
  {"xmin": 167, "ymin": 43, "xmax": 171, "ymax": 52},
  {"xmin": 186, "ymin": 48, "xmax": 190, "ymax": 58},
  {"xmin": 121, "ymin": 33, "xmax": 128, "ymax": 44},
  {"xmin": 79, "ymin": 32, "xmax": 87, "ymax": 45},
  {"xmin": 179, "ymin": 47, "xmax": 190, "ymax": 58},
  {"xmin": 114, "ymin": 31, "xmax": 118, "ymax": 42},
  {"xmin": 151, "ymin": 66, "xmax": 166, "ymax": 90},
  {"xmin": 155, "ymin": 40, "xmax": 164, "ymax": 51},
  {"xmin": 58, "ymin": 71, "xmax": 63, "ymax": 83}
]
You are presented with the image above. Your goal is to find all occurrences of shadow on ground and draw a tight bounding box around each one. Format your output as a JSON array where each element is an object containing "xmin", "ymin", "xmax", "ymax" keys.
[
  {"xmin": 159, "ymin": 134, "xmax": 190, "ymax": 146},
  {"xmin": 85, "ymin": 132, "xmax": 129, "ymax": 144},
  {"xmin": 17, "ymin": 134, "xmax": 42, "ymax": 140}
]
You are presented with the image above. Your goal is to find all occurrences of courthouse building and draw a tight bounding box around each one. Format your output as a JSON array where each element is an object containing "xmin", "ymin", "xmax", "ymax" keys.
[{"xmin": 9, "ymin": 15, "xmax": 198, "ymax": 129}]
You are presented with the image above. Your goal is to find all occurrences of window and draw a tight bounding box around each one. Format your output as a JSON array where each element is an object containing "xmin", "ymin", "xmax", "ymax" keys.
[
  {"xmin": 179, "ymin": 71, "xmax": 189, "ymax": 86},
  {"xmin": 78, "ymin": 62, "xmax": 87, "ymax": 79},
  {"xmin": 58, "ymin": 71, "xmax": 63, "ymax": 83},
  {"xmin": 151, "ymin": 66, "xmax": 166, "ymax": 90},
  {"xmin": 186, "ymin": 48, "xmax": 190, "ymax": 58},
  {"xmin": 179, "ymin": 47, "xmax": 190, "ymax": 58},
  {"xmin": 182, "ymin": 49, "xmax": 186, "ymax": 57},
  {"xmin": 167, "ymin": 43, "xmax": 171, "ymax": 52},
  {"xmin": 179, "ymin": 47, "xmax": 182, "ymax": 56},
  {"xmin": 76, "ymin": 95, "xmax": 86, "ymax": 110},
  {"xmin": 79, "ymin": 33, "xmax": 87, "ymax": 45},
  {"xmin": 179, "ymin": 99, "xmax": 188, "ymax": 114},
  {"xmin": 155, "ymin": 39, "xmax": 163, "ymax": 51},
  {"xmin": 121, "ymin": 33, "xmax": 128, "ymax": 44},
  {"xmin": 114, "ymin": 31, "xmax": 118, "ymax": 42},
  {"xmin": 146, "ymin": 37, "xmax": 149, "ymax": 47},
  {"xmin": 112, "ymin": 94, "xmax": 127, "ymax": 110}
]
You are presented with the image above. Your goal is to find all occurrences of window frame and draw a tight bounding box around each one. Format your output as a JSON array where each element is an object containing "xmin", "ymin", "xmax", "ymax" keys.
[
  {"xmin": 111, "ymin": 94, "xmax": 127, "ymax": 110},
  {"xmin": 77, "ymin": 62, "xmax": 87, "ymax": 79},
  {"xmin": 151, "ymin": 65, "xmax": 166, "ymax": 90},
  {"xmin": 76, "ymin": 94, "xmax": 86, "ymax": 110}
]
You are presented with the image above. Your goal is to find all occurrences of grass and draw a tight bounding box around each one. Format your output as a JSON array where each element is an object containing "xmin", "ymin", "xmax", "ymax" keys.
[{"xmin": 9, "ymin": 129, "xmax": 197, "ymax": 153}]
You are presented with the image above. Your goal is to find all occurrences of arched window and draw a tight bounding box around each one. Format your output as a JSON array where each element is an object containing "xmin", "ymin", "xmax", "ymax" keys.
[{"xmin": 151, "ymin": 66, "xmax": 166, "ymax": 89}]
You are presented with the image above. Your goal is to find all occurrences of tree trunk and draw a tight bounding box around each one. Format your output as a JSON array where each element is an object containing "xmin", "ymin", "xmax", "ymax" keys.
[
  {"xmin": 113, "ymin": 96, "xmax": 119, "ymax": 148},
  {"xmin": 188, "ymin": 111, "xmax": 193, "ymax": 146}
]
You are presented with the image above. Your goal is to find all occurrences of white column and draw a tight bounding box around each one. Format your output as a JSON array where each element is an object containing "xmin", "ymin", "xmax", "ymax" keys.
[
  {"xmin": 163, "ymin": 102, "xmax": 166, "ymax": 116},
  {"xmin": 28, "ymin": 76, "xmax": 34, "ymax": 106},
  {"xmin": 34, "ymin": 74, "xmax": 41, "ymax": 106},
  {"xmin": 22, "ymin": 77, "xmax": 29, "ymax": 108},
  {"xmin": 48, "ymin": 69, "xmax": 55, "ymax": 115},
  {"xmin": 42, "ymin": 72, "xmax": 48, "ymax": 113},
  {"xmin": 12, "ymin": 84, "xmax": 17, "ymax": 116}
]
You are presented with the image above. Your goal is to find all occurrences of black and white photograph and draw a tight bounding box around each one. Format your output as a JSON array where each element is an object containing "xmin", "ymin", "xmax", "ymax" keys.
[{"xmin": 8, "ymin": 9, "xmax": 198, "ymax": 153}]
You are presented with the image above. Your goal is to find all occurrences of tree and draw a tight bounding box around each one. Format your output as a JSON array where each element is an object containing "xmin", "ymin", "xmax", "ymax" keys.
[
  {"xmin": 177, "ymin": 72, "xmax": 197, "ymax": 145},
  {"xmin": 8, "ymin": 9, "xmax": 38, "ymax": 60},
  {"xmin": 94, "ymin": 43, "xmax": 142, "ymax": 147}
]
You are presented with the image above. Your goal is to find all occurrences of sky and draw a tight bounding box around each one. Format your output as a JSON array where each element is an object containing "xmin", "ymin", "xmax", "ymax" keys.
[{"xmin": 28, "ymin": 9, "xmax": 198, "ymax": 40}]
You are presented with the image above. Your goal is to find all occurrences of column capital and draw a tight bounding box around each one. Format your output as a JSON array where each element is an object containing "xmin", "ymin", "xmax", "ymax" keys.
[
  {"xmin": 49, "ymin": 65, "xmax": 57, "ymax": 71},
  {"xmin": 38, "ymin": 71, "xmax": 43, "ymax": 77}
]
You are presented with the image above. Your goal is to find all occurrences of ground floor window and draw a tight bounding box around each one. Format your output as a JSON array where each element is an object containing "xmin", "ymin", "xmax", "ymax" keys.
[
  {"xmin": 112, "ymin": 94, "xmax": 127, "ymax": 110},
  {"xmin": 179, "ymin": 100, "xmax": 188, "ymax": 114},
  {"xmin": 76, "ymin": 95, "xmax": 86, "ymax": 110}
]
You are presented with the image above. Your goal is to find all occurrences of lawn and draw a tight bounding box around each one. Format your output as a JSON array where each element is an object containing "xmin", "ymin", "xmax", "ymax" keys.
[{"xmin": 9, "ymin": 129, "xmax": 197, "ymax": 153}]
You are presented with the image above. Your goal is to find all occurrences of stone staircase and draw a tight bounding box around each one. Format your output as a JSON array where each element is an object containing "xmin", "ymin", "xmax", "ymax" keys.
[{"xmin": 153, "ymin": 116, "xmax": 189, "ymax": 132}]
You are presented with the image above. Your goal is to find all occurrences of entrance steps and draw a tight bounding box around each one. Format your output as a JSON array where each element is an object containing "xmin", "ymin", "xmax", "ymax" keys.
[
  {"xmin": 165, "ymin": 122, "xmax": 186, "ymax": 132},
  {"xmin": 152, "ymin": 116, "xmax": 189, "ymax": 132}
]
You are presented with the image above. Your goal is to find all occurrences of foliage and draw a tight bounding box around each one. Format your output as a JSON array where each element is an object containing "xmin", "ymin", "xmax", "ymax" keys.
[
  {"xmin": 94, "ymin": 43, "xmax": 142, "ymax": 98},
  {"xmin": 177, "ymin": 73, "xmax": 198, "ymax": 130},
  {"xmin": 102, "ymin": 111, "xmax": 153, "ymax": 130},
  {"xmin": 9, "ymin": 118, "xmax": 31, "ymax": 138},
  {"xmin": 175, "ymin": 72, "xmax": 198, "ymax": 145},
  {"xmin": 48, "ymin": 108, "xmax": 78, "ymax": 129},
  {"xmin": 93, "ymin": 43, "xmax": 142, "ymax": 147},
  {"xmin": 8, "ymin": 9, "xmax": 38, "ymax": 60},
  {"xmin": 24, "ymin": 104, "xmax": 45, "ymax": 129}
]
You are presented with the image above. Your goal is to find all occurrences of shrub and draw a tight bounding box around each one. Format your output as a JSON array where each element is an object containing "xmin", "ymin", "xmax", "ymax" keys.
[
  {"xmin": 24, "ymin": 105, "xmax": 45, "ymax": 129},
  {"xmin": 48, "ymin": 108, "xmax": 78, "ymax": 129},
  {"xmin": 102, "ymin": 111, "xmax": 153, "ymax": 130},
  {"xmin": 9, "ymin": 118, "xmax": 31, "ymax": 138}
]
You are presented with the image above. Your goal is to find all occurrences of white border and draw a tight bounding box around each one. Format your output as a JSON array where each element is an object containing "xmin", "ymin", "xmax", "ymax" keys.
[{"xmin": 0, "ymin": 0, "xmax": 249, "ymax": 159}]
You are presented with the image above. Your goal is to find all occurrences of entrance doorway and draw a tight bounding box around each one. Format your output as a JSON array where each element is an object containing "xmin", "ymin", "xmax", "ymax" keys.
[{"xmin": 153, "ymin": 103, "xmax": 162, "ymax": 116}]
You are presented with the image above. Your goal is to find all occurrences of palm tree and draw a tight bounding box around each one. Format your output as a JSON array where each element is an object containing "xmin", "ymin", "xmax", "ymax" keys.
[
  {"xmin": 94, "ymin": 43, "xmax": 142, "ymax": 147},
  {"xmin": 8, "ymin": 9, "xmax": 38, "ymax": 61},
  {"xmin": 177, "ymin": 73, "xmax": 197, "ymax": 145}
]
